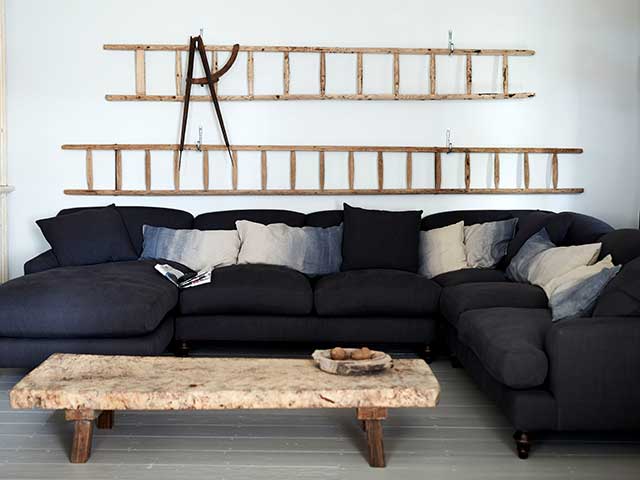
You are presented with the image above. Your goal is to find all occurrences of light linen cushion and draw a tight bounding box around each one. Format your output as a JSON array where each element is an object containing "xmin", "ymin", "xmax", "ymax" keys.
[
  {"xmin": 464, "ymin": 218, "xmax": 518, "ymax": 268},
  {"xmin": 547, "ymin": 255, "xmax": 621, "ymax": 321},
  {"xmin": 236, "ymin": 220, "xmax": 342, "ymax": 276},
  {"xmin": 141, "ymin": 225, "xmax": 240, "ymax": 271},
  {"xmin": 419, "ymin": 221, "xmax": 468, "ymax": 278},
  {"xmin": 543, "ymin": 255, "xmax": 613, "ymax": 298},
  {"xmin": 527, "ymin": 242, "xmax": 602, "ymax": 292},
  {"xmin": 506, "ymin": 228, "xmax": 555, "ymax": 283}
]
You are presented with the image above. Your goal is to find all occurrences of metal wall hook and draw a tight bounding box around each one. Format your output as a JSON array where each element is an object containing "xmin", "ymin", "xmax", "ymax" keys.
[
  {"xmin": 448, "ymin": 30, "xmax": 454, "ymax": 55},
  {"xmin": 196, "ymin": 126, "xmax": 203, "ymax": 151},
  {"xmin": 446, "ymin": 129, "xmax": 453, "ymax": 153}
]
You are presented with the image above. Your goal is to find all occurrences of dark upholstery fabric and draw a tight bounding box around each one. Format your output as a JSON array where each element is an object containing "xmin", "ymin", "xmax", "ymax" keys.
[
  {"xmin": 599, "ymin": 229, "xmax": 640, "ymax": 265},
  {"xmin": 592, "ymin": 255, "xmax": 640, "ymax": 317},
  {"xmin": 546, "ymin": 315, "xmax": 640, "ymax": 430},
  {"xmin": 505, "ymin": 211, "xmax": 612, "ymax": 264},
  {"xmin": 0, "ymin": 260, "xmax": 178, "ymax": 338},
  {"xmin": 505, "ymin": 211, "xmax": 560, "ymax": 263},
  {"xmin": 440, "ymin": 282, "xmax": 548, "ymax": 327},
  {"xmin": 194, "ymin": 209, "xmax": 305, "ymax": 230},
  {"xmin": 559, "ymin": 211, "xmax": 613, "ymax": 246},
  {"xmin": 24, "ymin": 249, "xmax": 59, "ymax": 275},
  {"xmin": 432, "ymin": 268, "xmax": 507, "ymax": 287},
  {"xmin": 421, "ymin": 210, "xmax": 515, "ymax": 231},
  {"xmin": 37, "ymin": 205, "xmax": 137, "ymax": 266},
  {"xmin": 341, "ymin": 204, "xmax": 422, "ymax": 272},
  {"xmin": 0, "ymin": 317, "xmax": 174, "ymax": 369},
  {"xmin": 58, "ymin": 205, "xmax": 109, "ymax": 215},
  {"xmin": 450, "ymin": 330, "xmax": 557, "ymax": 431},
  {"xmin": 180, "ymin": 264, "xmax": 313, "ymax": 316},
  {"xmin": 314, "ymin": 269, "xmax": 440, "ymax": 317},
  {"xmin": 59, "ymin": 206, "xmax": 194, "ymax": 255},
  {"xmin": 457, "ymin": 308, "xmax": 552, "ymax": 389},
  {"xmin": 116, "ymin": 207, "xmax": 193, "ymax": 254},
  {"xmin": 305, "ymin": 210, "xmax": 343, "ymax": 227},
  {"xmin": 58, "ymin": 206, "xmax": 193, "ymax": 255},
  {"xmin": 175, "ymin": 314, "xmax": 437, "ymax": 344}
]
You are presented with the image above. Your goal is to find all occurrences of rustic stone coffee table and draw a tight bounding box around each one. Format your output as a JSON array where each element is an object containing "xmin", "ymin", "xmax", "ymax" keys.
[{"xmin": 10, "ymin": 353, "xmax": 440, "ymax": 467}]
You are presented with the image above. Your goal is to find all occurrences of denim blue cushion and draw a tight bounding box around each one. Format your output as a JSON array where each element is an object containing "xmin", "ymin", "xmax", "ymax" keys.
[
  {"xmin": 140, "ymin": 225, "xmax": 240, "ymax": 271},
  {"xmin": 550, "ymin": 264, "xmax": 621, "ymax": 321},
  {"xmin": 506, "ymin": 228, "xmax": 555, "ymax": 282}
]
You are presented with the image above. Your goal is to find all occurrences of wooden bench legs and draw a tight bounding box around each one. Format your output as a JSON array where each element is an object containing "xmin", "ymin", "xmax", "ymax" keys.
[
  {"xmin": 65, "ymin": 409, "xmax": 114, "ymax": 463},
  {"xmin": 64, "ymin": 408, "xmax": 388, "ymax": 467},
  {"xmin": 357, "ymin": 407, "xmax": 388, "ymax": 468},
  {"xmin": 70, "ymin": 419, "xmax": 93, "ymax": 463},
  {"xmin": 96, "ymin": 410, "xmax": 114, "ymax": 429}
]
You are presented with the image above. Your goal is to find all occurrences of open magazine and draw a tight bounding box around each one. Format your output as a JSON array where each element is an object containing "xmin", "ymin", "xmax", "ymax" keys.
[{"xmin": 154, "ymin": 264, "xmax": 212, "ymax": 289}]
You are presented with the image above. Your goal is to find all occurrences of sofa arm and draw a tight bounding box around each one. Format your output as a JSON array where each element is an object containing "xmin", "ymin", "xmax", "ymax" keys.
[
  {"xmin": 545, "ymin": 316, "xmax": 640, "ymax": 430},
  {"xmin": 24, "ymin": 250, "xmax": 59, "ymax": 275}
]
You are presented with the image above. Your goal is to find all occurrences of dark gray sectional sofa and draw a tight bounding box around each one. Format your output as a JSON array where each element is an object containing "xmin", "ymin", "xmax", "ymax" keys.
[{"xmin": 2, "ymin": 205, "xmax": 640, "ymax": 459}]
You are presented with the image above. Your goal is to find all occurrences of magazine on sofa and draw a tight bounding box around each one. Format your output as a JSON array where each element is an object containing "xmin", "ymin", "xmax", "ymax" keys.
[{"xmin": 154, "ymin": 264, "xmax": 212, "ymax": 289}]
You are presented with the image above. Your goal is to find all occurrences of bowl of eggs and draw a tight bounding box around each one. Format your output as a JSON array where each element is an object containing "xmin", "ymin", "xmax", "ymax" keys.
[{"xmin": 311, "ymin": 347, "xmax": 393, "ymax": 375}]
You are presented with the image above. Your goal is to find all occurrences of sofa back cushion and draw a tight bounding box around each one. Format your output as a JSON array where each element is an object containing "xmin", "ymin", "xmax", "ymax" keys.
[
  {"xmin": 39, "ymin": 205, "xmax": 137, "ymax": 266},
  {"xmin": 560, "ymin": 212, "xmax": 614, "ymax": 246},
  {"xmin": 598, "ymin": 229, "xmax": 640, "ymax": 265},
  {"xmin": 194, "ymin": 209, "xmax": 305, "ymax": 230},
  {"xmin": 116, "ymin": 207, "xmax": 194, "ymax": 254},
  {"xmin": 305, "ymin": 210, "xmax": 343, "ymax": 227},
  {"xmin": 505, "ymin": 211, "xmax": 563, "ymax": 263},
  {"xmin": 421, "ymin": 210, "xmax": 518, "ymax": 231},
  {"xmin": 592, "ymin": 255, "xmax": 640, "ymax": 317},
  {"xmin": 505, "ymin": 211, "xmax": 613, "ymax": 264},
  {"xmin": 341, "ymin": 203, "xmax": 422, "ymax": 272},
  {"xmin": 59, "ymin": 206, "xmax": 194, "ymax": 255}
]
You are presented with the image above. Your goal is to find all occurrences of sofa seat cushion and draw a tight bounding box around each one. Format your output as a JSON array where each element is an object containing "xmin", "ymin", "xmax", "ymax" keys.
[
  {"xmin": 432, "ymin": 268, "xmax": 507, "ymax": 287},
  {"xmin": 179, "ymin": 264, "xmax": 313, "ymax": 316},
  {"xmin": 314, "ymin": 269, "xmax": 441, "ymax": 317},
  {"xmin": 0, "ymin": 260, "xmax": 178, "ymax": 338},
  {"xmin": 456, "ymin": 307, "xmax": 552, "ymax": 389},
  {"xmin": 440, "ymin": 282, "xmax": 548, "ymax": 327}
]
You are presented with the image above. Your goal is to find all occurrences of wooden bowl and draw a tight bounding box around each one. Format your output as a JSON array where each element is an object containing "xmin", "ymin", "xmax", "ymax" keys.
[{"xmin": 312, "ymin": 348, "xmax": 393, "ymax": 376}]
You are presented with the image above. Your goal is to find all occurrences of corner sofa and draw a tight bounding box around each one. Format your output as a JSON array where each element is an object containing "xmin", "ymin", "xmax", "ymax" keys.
[{"xmin": 2, "ymin": 206, "xmax": 640, "ymax": 459}]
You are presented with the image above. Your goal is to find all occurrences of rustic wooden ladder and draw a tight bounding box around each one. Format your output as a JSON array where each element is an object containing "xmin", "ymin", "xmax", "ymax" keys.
[
  {"xmin": 62, "ymin": 144, "xmax": 583, "ymax": 196},
  {"xmin": 104, "ymin": 44, "xmax": 535, "ymax": 102}
]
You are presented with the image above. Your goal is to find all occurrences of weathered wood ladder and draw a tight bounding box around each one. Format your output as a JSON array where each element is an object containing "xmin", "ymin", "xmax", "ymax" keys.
[
  {"xmin": 62, "ymin": 144, "xmax": 583, "ymax": 196},
  {"xmin": 104, "ymin": 44, "xmax": 535, "ymax": 102}
]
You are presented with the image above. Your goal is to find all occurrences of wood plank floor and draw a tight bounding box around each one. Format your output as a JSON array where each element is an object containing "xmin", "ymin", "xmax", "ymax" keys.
[{"xmin": 1, "ymin": 358, "xmax": 639, "ymax": 479}]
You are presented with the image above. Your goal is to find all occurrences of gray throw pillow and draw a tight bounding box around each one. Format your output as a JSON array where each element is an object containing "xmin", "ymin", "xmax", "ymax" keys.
[
  {"xmin": 140, "ymin": 225, "xmax": 240, "ymax": 271},
  {"xmin": 550, "ymin": 263, "xmax": 621, "ymax": 321},
  {"xmin": 464, "ymin": 218, "xmax": 518, "ymax": 268},
  {"xmin": 506, "ymin": 228, "xmax": 555, "ymax": 282},
  {"xmin": 236, "ymin": 220, "xmax": 342, "ymax": 276}
]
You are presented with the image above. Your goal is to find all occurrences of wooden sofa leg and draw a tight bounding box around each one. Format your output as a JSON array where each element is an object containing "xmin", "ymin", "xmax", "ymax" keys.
[
  {"xmin": 423, "ymin": 345, "xmax": 435, "ymax": 364},
  {"xmin": 175, "ymin": 341, "xmax": 190, "ymax": 357},
  {"xmin": 514, "ymin": 430, "xmax": 531, "ymax": 459}
]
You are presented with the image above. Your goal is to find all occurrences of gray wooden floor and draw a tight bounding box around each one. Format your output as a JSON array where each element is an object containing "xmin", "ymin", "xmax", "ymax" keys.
[{"xmin": 1, "ymin": 359, "xmax": 639, "ymax": 480}]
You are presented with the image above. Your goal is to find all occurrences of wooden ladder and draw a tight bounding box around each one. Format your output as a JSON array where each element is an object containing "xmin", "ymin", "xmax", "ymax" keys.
[
  {"xmin": 63, "ymin": 144, "xmax": 583, "ymax": 196},
  {"xmin": 104, "ymin": 44, "xmax": 535, "ymax": 102}
]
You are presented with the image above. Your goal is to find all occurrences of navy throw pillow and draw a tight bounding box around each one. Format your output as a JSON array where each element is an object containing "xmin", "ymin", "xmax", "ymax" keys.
[
  {"xmin": 341, "ymin": 203, "xmax": 422, "ymax": 272},
  {"xmin": 36, "ymin": 205, "xmax": 137, "ymax": 266}
]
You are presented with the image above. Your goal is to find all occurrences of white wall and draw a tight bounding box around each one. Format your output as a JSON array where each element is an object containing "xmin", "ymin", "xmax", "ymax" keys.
[{"xmin": 5, "ymin": 0, "xmax": 640, "ymax": 278}]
